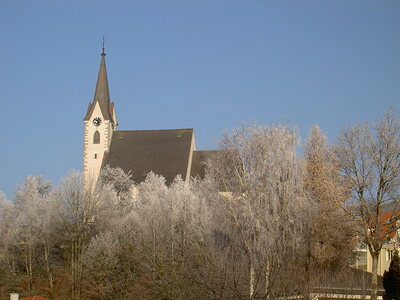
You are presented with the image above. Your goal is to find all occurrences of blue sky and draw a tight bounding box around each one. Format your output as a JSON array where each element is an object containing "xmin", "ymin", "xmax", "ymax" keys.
[{"xmin": 0, "ymin": 1, "xmax": 399, "ymax": 198}]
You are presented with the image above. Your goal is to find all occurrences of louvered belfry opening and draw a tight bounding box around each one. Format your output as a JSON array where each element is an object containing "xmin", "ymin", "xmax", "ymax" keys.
[{"xmin": 93, "ymin": 131, "xmax": 100, "ymax": 144}]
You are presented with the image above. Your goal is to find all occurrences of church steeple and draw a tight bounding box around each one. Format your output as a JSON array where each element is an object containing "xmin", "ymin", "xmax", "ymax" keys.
[{"xmin": 83, "ymin": 43, "xmax": 117, "ymax": 183}]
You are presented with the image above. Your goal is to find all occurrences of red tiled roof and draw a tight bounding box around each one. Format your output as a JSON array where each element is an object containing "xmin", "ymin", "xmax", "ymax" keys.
[{"xmin": 378, "ymin": 211, "xmax": 400, "ymax": 239}]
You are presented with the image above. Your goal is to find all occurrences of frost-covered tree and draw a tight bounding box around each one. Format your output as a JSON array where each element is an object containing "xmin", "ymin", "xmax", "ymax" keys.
[
  {"xmin": 54, "ymin": 171, "xmax": 118, "ymax": 300},
  {"xmin": 82, "ymin": 232, "xmax": 121, "ymax": 299},
  {"xmin": 0, "ymin": 191, "xmax": 13, "ymax": 249},
  {"xmin": 10, "ymin": 175, "xmax": 52, "ymax": 294},
  {"xmin": 336, "ymin": 110, "xmax": 400, "ymax": 300},
  {"xmin": 0, "ymin": 192, "xmax": 15, "ymax": 291},
  {"xmin": 206, "ymin": 124, "xmax": 306, "ymax": 300},
  {"xmin": 0, "ymin": 171, "xmax": 126, "ymax": 299},
  {"xmin": 98, "ymin": 166, "xmax": 135, "ymax": 211},
  {"xmin": 132, "ymin": 173, "xmax": 189, "ymax": 299}
]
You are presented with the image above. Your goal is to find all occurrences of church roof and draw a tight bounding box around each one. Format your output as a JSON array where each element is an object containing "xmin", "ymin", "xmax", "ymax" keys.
[
  {"xmin": 103, "ymin": 129, "xmax": 194, "ymax": 185},
  {"xmin": 84, "ymin": 51, "xmax": 115, "ymax": 122}
]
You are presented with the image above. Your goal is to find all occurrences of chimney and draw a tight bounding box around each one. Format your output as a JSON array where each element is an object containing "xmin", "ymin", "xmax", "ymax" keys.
[{"xmin": 10, "ymin": 293, "xmax": 19, "ymax": 300}]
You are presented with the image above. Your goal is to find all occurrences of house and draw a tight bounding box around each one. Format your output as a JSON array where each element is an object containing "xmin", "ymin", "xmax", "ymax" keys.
[{"xmin": 352, "ymin": 211, "xmax": 400, "ymax": 276}]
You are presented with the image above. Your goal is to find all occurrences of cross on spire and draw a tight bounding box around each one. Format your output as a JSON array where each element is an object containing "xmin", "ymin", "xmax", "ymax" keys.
[{"xmin": 101, "ymin": 36, "xmax": 106, "ymax": 56}]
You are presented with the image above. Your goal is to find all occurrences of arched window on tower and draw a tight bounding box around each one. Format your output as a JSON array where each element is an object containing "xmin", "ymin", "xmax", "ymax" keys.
[{"xmin": 93, "ymin": 131, "xmax": 100, "ymax": 144}]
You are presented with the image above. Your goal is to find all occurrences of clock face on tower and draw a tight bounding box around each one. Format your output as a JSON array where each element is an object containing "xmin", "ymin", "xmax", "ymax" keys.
[{"xmin": 93, "ymin": 117, "xmax": 102, "ymax": 126}]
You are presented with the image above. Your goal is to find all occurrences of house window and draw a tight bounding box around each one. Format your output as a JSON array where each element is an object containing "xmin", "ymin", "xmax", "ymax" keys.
[
  {"xmin": 93, "ymin": 131, "xmax": 100, "ymax": 144},
  {"xmin": 354, "ymin": 251, "xmax": 367, "ymax": 271},
  {"xmin": 386, "ymin": 250, "xmax": 394, "ymax": 261},
  {"xmin": 94, "ymin": 154, "xmax": 97, "ymax": 159}
]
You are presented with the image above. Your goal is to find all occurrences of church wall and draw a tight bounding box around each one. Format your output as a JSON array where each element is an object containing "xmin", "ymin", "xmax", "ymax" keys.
[{"xmin": 185, "ymin": 131, "xmax": 196, "ymax": 181}]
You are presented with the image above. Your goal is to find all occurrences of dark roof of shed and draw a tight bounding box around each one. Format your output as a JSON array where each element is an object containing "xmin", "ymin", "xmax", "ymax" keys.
[
  {"xmin": 103, "ymin": 129, "xmax": 194, "ymax": 185},
  {"xmin": 190, "ymin": 150, "xmax": 219, "ymax": 179}
]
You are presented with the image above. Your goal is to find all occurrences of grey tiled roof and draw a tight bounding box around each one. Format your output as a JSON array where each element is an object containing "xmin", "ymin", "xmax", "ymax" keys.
[{"xmin": 103, "ymin": 129, "xmax": 194, "ymax": 185}]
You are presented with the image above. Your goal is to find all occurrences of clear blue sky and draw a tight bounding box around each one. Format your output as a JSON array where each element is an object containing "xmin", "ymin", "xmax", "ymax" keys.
[{"xmin": 0, "ymin": 1, "xmax": 399, "ymax": 198}]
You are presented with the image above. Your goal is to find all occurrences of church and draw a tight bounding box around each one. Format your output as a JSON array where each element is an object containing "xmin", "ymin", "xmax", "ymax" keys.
[{"xmin": 83, "ymin": 48, "xmax": 215, "ymax": 184}]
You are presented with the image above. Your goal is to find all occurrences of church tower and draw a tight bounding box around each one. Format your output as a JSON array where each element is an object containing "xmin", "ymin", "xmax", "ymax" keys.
[{"xmin": 83, "ymin": 47, "xmax": 117, "ymax": 182}]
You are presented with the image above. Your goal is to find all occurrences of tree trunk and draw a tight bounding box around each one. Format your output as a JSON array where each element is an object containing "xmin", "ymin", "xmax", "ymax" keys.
[
  {"xmin": 24, "ymin": 243, "xmax": 33, "ymax": 295},
  {"xmin": 44, "ymin": 244, "xmax": 54, "ymax": 298},
  {"xmin": 264, "ymin": 269, "xmax": 269, "ymax": 300},
  {"xmin": 302, "ymin": 236, "xmax": 312, "ymax": 300},
  {"xmin": 371, "ymin": 252, "xmax": 379, "ymax": 300},
  {"xmin": 153, "ymin": 229, "xmax": 156, "ymax": 277},
  {"xmin": 250, "ymin": 262, "xmax": 255, "ymax": 300},
  {"xmin": 71, "ymin": 241, "xmax": 75, "ymax": 300}
]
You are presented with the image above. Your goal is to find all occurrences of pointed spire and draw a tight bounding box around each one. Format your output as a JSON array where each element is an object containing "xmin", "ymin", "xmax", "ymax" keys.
[
  {"xmin": 84, "ymin": 40, "xmax": 114, "ymax": 121},
  {"xmin": 93, "ymin": 50, "xmax": 110, "ymax": 103}
]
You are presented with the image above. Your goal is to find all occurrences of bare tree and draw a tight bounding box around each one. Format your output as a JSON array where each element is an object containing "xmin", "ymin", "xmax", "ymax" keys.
[
  {"xmin": 303, "ymin": 125, "xmax": 357, "ymax": 297},
  {"xmin": 304, "ymin": 126, "xmax": 356, "ymax": 268},
  {"xmin": 98, "ymin": 166, "xmax": 134, "ymax": 210},
  {"xmin": 54, "ymin": 171, "xmax": 118, "ymax": 300},
  {"xmin": 206, "ymin": 124, "xmax": 306, "ymax": 300},
  {"xmin": 81, "ymin": 231, "xmax": 120, "ymax": 299},
  {"xmin": 0, "ymin": 177, "xmax": 62, "ymax": 298},
  {"xmin": 0, "ymin": 192, "xmax": 13, "ymax": 252},
  {"xmin": 11, "ymin": 175, "xmax": 51, "ymax": 295},
  {"xmin": 336, "ymin": 110, "xmax": 400, "ymax": 300},
  {"xmin": 0, "ymin": 192, "xmax": 16, "ymax": 293}
]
